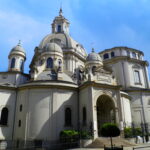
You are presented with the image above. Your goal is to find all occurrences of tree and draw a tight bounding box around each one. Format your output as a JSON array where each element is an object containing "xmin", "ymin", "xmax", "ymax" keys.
[{"xmin": 100, "ymin": 123, "xmax": 120, "ymax": 148}]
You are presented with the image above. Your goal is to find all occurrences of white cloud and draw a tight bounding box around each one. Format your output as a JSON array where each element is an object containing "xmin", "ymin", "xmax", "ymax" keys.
[{"xmin": 0, "ymin": 10, "xmax": 49, "ymax": 46}]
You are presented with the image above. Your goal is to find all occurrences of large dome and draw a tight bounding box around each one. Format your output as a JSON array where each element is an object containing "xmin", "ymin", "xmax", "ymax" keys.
[
  {"xmin": 39, "ymin": 33, "xmax": 87, "ymax": 58},
  {"xmin": 86, "ymin": 50, "xmax": 102, "ymax": 62},
  {"xmin": 44, "ymin": 42, "xmax": 62, "ymax": 53}
]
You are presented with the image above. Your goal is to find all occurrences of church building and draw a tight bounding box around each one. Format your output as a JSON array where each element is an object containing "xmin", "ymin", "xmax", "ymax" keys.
[{"xmin": 0, "ymin": 9, "xmax": 150, "ymax": 147}]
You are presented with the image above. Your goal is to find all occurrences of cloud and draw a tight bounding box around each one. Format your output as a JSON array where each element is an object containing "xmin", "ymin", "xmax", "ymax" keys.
[
  {"xmin": 0, "ymin": 10, "xmax": 50, "ymax": 72},
  {"xmin": 0, "ymin": 10, "xmax": 49, "ymax": 46}
]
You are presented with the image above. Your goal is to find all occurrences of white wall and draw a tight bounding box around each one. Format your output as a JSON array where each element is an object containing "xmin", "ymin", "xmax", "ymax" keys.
[
  {"xmin": 14, "ymin": 87, "xmax": 78, "ymax": 141},
  {"xmin": 0, "ymin": 89, "xmax": 16, "ymax": 140}
]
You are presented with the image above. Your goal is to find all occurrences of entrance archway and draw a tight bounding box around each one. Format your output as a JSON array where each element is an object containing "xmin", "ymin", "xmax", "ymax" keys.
[{"xmin": 96, "ymin": 95, "xmax": 116, "ymax": 136}]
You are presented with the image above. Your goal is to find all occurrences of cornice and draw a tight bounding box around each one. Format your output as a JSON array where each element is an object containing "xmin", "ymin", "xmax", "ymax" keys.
[
  {"xmin": 0, "ymin": 85, "xmax": 16, "ymax": 90},
  {"xmin": 102, "ymin": 56, "xmax": 148, "ymax": 66},
  {"xmin": 99, "ymin": 47, "xmax": 144, "ymax": 55},
  {"xmin": 124, "ymin": 88, "xmax": 150, "ymax": 93},
  {"xmin": 63, "ymin": 51, "xmax": 86, "ymax": 62},
  {"xmin": 18, "ymin": 80, "xmax": 78, "ymax": 91},
  {"xmin": 79, "ymin": 81, "xmax": 121, "ymax": 90}
]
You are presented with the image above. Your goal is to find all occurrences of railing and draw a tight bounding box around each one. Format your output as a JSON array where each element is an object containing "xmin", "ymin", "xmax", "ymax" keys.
[{"xmin": 0, "ymin": 139, "xmax": 80, "ymax": 150}]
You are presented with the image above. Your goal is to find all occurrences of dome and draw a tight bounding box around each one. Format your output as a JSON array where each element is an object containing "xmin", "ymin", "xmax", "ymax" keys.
[
  {"xmin": 11, "ymin": 44, "xmax": 25, "ymax": 53},
  {"xmin": 39, "ymin": 33, "xmax": 87, "ymax": 58},
  {"xmin": 9, "ymin": 42, "xmax": 26, "ymax": 58},
  {"xmin": 86, "ymin": 49, "xmax": 102, "ymax": 62},
  {"xmin": 44, "ymin": 42, "xmax": 62, "ymax": 53}
]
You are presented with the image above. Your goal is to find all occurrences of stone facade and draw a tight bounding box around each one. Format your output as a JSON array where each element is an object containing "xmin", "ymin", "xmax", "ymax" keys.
[{"xmin": 0, "ymin": 9, "xmax": 150, "ymax": 147}]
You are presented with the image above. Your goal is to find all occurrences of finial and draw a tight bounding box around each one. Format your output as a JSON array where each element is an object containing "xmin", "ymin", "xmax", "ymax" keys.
[
  {"xmin": 59, "ymin": 6, "xmax": 63, "ymax": 16},
  {"xmin": 91, "ymin": 42, "xmax": 95, "ymax": 52},
  {"xmin": 92, "ymin": 48, "xmax": 95, "ymax": 52},
  {"xmin": 18, "ymin": 40, "xmax": 21, "ymax": 46}
]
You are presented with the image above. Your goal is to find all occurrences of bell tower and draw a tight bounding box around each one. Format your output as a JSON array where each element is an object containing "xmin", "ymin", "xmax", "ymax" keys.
[{"xmin": 51, "ymin": 8, "xmax": 70, "ymax": 34}]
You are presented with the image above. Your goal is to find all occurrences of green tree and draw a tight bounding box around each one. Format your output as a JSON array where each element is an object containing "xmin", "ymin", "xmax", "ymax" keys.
[{"xmin": 100, "ymin": 123, "xmax": 120, "ymax": 148}]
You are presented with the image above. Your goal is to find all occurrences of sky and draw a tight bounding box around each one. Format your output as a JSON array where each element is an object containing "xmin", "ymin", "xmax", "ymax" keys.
[{"xmin": 0, "ymin": 0, "xmax": 150, "ymax": 73}]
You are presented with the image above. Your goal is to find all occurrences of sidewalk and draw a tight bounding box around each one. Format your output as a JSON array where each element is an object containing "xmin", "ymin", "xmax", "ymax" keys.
[{"xmin": 69, "ymin": 143, "xmax": 150, "ymax": 150}]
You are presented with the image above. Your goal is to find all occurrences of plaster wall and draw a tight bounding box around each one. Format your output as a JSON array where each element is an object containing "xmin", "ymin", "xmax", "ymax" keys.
[
  {"xmin": 0, "ymin": 89, "xmax": 16, "ymax": 140},
  {"xmin": 14, "ymin": 88, "xmax": 78, "ymax": 141}
]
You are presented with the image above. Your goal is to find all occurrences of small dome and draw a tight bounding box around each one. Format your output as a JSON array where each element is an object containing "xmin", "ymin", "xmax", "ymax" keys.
[
  {"xmin": 44, "ymin": 42, "xmax": 62, "ymax": 53},
  {"xmin": 86, "ymin": 49, "xmax": 102, "ymax": 62},
  {"xmin": 11, "ymin": 44, "xmax": 25, "ymax": 53}
]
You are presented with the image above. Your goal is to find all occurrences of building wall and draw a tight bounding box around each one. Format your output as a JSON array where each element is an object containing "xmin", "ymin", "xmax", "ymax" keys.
[
  {"xmin": 0, "ymin": 73, "xmax": 28, "ymax": 86},
  {"xmin": 129, "ymin": 91, "xmax": 150, "ymax": 124},
  {"xmin": 0, "ymin": 89, "xmax": 16, "ymax": 140},
  {"xmin": 79, "ymin": 85, "xmax": 125, "ymax": 139},
  {"xmin": 120, "ymin": 94, "xmax": 132, "ymax": 126},
  {"xmin": 14, "ymin": 87, "xmax": 78, "ymax": 141}
]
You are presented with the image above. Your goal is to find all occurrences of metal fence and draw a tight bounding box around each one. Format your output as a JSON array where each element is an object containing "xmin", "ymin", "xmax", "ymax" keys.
[{"xmin": 0, "ymin": 138, "xmax": 80, "ymax": 150}]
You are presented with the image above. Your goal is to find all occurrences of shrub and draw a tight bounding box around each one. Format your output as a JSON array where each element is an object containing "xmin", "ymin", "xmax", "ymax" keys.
[
  {"xmin": 80, "ymin": 131, "xmax": 92, "ymax": 139},
  {"xmin": 124, "ymin": 127, "xmax": 142, "ymax": 138},
  {"xmin": 60, "ymin": 130, "xmax": 79, "ymax": 143}
]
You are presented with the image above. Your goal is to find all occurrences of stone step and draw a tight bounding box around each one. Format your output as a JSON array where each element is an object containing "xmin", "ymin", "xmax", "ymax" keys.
[{"xmin": 87, "ymin": 137, "xmax": 137, "ymax": 148}]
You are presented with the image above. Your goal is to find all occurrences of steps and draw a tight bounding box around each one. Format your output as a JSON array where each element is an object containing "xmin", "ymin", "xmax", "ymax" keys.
[{"xmin": 87, "ymin": 137, "xmax": 137, "ymax": 148}]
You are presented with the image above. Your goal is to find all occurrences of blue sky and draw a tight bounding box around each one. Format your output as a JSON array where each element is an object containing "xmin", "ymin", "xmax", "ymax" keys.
[{"xmin": 0, "ymin": 0, "xmax": 150, "ymax": 73}]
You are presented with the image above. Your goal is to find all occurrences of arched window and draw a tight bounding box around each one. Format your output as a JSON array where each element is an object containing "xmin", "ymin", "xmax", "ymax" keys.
[
  {"xmin": 0, "ymin": 107, "xmax": 8, "ymax": 125},
  {"xmin": 65, "ymin": 107, "xmax": 72, "ymax": 126},
  {"xmin": 58, "ymin": 59, "xmax": 62, "ymax": 71},
  {"xmin": 103, "ymin": 53, "xmax": 109, "ymax": 59},
  {"xmin": 83, "ymin": 107, "xmax": 87, "ymax": 125},
  {"xmin": 111, "ymin": 52, "xmax": 115, "ymax": 57},
  {"xmin": 11, "ymin": 58, "xmax": 16, "ymax": 68},
  {"xmin": 132, "ymin": 52, "xmax": 136, "ymax": 58},
  {"xmin": 46, "ymin": 57, "xmax": 53, "ymax": 68},
  {"xmin": 127, "ymin": 51, "xmax": 130, "ymax": 57},
  {"xmin": 20, "ymin": 60, "xmax": 24, "ymax": 71},
  {"xmin": 57, "ymin": 25, "xmax": 61, "ymax": 33},
  {"xmin": 58, "ymin": 59, "xmax": 62, "ymax": 66},
  {"xmin": 92, "ymin": 66, "xmax": 96, "ymax": 73}
]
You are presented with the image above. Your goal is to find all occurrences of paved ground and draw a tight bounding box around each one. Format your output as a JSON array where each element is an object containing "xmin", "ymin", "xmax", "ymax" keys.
[{"xmin": 69, "ymin": 143, "xmax": 150, "ymax": 150}]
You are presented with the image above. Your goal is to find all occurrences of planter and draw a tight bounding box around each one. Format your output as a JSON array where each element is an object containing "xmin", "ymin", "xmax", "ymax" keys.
[
  {"xmin": 0, "ymin": 141, "xmax": 7, "ymax": 149},
  {"xmin": 80, "ymin": 139, "xmax": 92, "ymax": 147},
  {"xmin": 125, "ymin": 137, "xmax": 136, "ymax": 143}
]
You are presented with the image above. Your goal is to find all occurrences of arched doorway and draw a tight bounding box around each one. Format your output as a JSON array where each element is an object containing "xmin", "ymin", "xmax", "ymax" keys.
[{"xmin": 97, "ymin": 95, "xmax": 116, "ymax": 136}]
